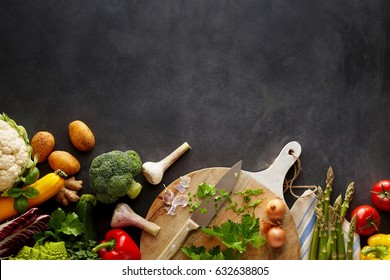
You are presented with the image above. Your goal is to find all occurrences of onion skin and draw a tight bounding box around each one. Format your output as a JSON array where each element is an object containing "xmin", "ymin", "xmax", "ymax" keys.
[
  {"xmin": 266, "ymin": 226, "xmax": 287, "ymax": 248},
  {"xmin": 265, "ymin": 198, "xmax": 287, "ymax": 220}
]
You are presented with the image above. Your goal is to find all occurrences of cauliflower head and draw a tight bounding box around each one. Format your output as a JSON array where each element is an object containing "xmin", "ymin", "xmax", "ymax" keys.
[
  {"xmin": 89, "ymin": 150, "xmax": 143, "ymax": 204},
  {"xmin": 0, "ymin": 113, "xmax": 35, "ymax": 193}
]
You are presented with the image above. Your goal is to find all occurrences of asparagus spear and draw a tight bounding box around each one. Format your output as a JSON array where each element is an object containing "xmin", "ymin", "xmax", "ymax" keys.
[
  {"xmin": 340, "ymin": 182, "xmax": 355, "ymax": 218},
  {"xmin": 316, "ymin": 206, "xmax": 328, "ymax": 260},
  {"xmin": 316, "ymin": 167, "xmax": 334, "ymax": 260},
  {"xmin": 346, "ymin": 214, "xmax": 357, "ymax": 260},
  {"xmin": 327, "ymin": 195, "xmax": 342, "ymax": 260},
  {"xmin": 336, "ymin": 182, "xmax": 355, "ymax": 260},
  {"xmin": 322, "ymin": 166, "xmax": 334, "ymax": 235},
  {"xmin": 309, "ymin": 187, "xmax": 323, "ymax": 260}
]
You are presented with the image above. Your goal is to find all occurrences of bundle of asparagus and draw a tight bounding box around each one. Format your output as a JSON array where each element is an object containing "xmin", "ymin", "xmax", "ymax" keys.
[{"xmin": 309, "ymin": 167, "xmax": 357, "ymax": 260}]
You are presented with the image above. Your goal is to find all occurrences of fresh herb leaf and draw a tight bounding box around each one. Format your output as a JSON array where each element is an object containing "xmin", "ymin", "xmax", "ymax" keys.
[
  {"xmin": 248, "ymin": 199, "xmax": 262, "ymax": 209},
  {"xmin": 48, "ymin": 208, "xmax": 67, "ymax": 231},
  {"xmin": 8, "ymin": 186, "xmax": 40, "ymax": 214},
  {"xmin": 59, "ymin": 212, "xmax": 84, "ymax": 236},
  {"xmin": 33, "ymin": 208, "xmax": 98, "ymax": 260},
  {"xmin": 243, "ymin": 189, "xmax": 263, "ymax": 195},
  {"xmin": 219, "ymin": 189, "xmax": 232, "ymax": 202},
  {"xmin": 197, "ymin": 182, "xmax": 216, "ymax": 199},
  {"xmin": 7, "ymin": 187, "xmax": 23, "ymax": 198},
  {"xmin": 227, "ymin": 188, "xmax": 264, "ymax": 215},
  {"xmin": 188, "ymin": 198, "xmax": 200, "ymax": 212},
  {"xmin": 35, "ymin": 208, "xmax": 84, "ymax": 243},
  {"xmin": 226, "ymin": 201, "xmax": 238, "ymax": 211},
  {"xmin": 182, "ymin": 245, "xmax": 236, "ymax": 260},
  {"xmin": 22, "ymin": 186, "xmax": 40, "ymax": 198},
  {"xmin": 183, "ymin": 214, "xmax": 265, "ymax": 259},
  {"xmin": 68, "ymin": 240, "xmax": 101, "ymax": 260}
]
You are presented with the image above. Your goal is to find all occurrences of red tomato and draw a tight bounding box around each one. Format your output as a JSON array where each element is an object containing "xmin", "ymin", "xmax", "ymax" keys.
[
  {"xmin": 351, "ymin": 205, "xmax": 380, "ymax": 236},
  {"xmin": 371, "ymin": 180, "xmax": 390, "ymax": 211}
]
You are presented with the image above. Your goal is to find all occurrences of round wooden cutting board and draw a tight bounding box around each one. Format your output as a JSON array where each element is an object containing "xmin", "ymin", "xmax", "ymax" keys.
[{"xmin": 140, "ymin": 167, "xmax": 300, "ymax": 260}]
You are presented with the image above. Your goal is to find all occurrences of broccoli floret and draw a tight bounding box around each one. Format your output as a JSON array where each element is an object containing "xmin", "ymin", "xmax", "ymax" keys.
[
  {"xmin": 89, "ymin": 150, "xmax": 143, "ymax": 204},
  {"xmin": 11, "ymin": 241, "xmax": 68, "ymax": 260},
  {"xmin": 125, "ymin": 150, "xmax": 142, "ymax": 176},
  {"xmin": 96, "ymin": 192, "xmax": 119, "ymax": 204}
]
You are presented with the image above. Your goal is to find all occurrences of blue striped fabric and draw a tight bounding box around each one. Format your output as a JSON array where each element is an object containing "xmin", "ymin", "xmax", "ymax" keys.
[{"xmin": 290, "ymin": 190, "xmax": 361, "ymax": 260}]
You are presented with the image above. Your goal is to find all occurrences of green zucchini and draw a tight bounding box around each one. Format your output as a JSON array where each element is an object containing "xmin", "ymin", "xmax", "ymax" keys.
[{"xmin": 75, "ymin": 194, "xmax": 99, "ymax": 242}]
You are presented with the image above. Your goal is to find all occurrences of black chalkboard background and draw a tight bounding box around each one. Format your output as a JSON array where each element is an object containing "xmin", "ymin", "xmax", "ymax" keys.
[{"xmin": 1, "ymin": 1, "xmax": 389, "ymax": 250}]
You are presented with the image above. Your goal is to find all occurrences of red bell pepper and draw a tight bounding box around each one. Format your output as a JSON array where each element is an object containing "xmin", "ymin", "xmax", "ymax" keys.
[{"xmin": 92, "ymin": 229, "xmax": 141, "ymax": 260}]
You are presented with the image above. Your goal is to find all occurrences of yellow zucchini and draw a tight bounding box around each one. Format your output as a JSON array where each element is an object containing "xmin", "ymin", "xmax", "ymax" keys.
[{"xmin": 0, "ymin": 170, "xmax": 66, "ymax": 222}]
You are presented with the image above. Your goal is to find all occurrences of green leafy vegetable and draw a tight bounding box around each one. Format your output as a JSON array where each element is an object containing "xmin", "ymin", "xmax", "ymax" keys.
[
  {"xmin": 196, "ymin": 182, "xmax": 216, "ymax": 198},
  {"xmin": 202, "ymin": 214, "xmax": 264, "ymax": 253},
  {"xmin": 182, "ymin": 214, "xmax": 266, "ymax": 260},
  {"xmin": 35, "ymin": 208, "xmax": 84, "ymax": 244},
  {"xmin": 67, "ymin": 240, "xmax": 101, "ymax": 260},
  {"xmin": 227, "ymin": 188, "xmax": 264, "ymax": 215},
  {"xmin": 182, "ymin": 245, "xmax": 236, "ymax": 260},
  {"xmin": 32, "ymin": 208, "xmax": 100, "ymax": 260},
  {"xmin": 188, "ymin": 183, "xmax": 234, "ymax": 213}
]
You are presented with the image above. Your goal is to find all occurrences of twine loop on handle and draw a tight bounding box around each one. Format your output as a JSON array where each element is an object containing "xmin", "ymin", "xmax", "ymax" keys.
[{"xmin": 283, "ymin": 150, "xmax": 318, "ymax": 198}]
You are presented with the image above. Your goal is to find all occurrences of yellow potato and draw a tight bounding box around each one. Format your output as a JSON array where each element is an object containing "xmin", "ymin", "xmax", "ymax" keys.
[
  {"xmin": 48, "ymin": 150, "xmax": 80, "ymax": 176},
  {"xmin": 68, "ymin": 120, "xmax": 95, "ymax": 152},
  {"xmin": 30, "ymin": 131, "xmax": 55, "ymax": 163}
]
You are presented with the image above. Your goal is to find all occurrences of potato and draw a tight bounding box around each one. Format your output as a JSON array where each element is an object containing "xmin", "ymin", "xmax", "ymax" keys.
[
  {"xmin": 68, "ymin": 120, "xmax": 95, "ymax": 152},
  {"xmin": 30, "ymin": 131, "xmax": 55, "ymax": 163},
  {"xmin": 48, "ymin": 150, "xmax": 80, "ymax": 176}
]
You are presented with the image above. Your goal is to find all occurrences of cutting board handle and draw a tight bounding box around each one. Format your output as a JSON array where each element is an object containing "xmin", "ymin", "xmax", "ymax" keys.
[
  {"xmin": 245, "ymin": 141, "xmax": 302, "ymax": 200},
  {"xmin": 156, "ymin": 218, "xmax": 199, "ymax": 260}
]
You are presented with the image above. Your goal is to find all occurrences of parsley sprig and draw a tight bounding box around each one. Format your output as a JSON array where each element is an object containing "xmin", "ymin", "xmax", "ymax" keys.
[
  {"xmin": 34, "ymin": 208, "xmax": 100, "ymax": 260},
  {"xmin": 182, "ymin": 214, "xmax": 266, "ymax": 259}
]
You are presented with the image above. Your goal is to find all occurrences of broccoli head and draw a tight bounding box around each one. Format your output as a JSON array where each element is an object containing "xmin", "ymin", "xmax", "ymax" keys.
[{"xmin": 89, "ymin": 150, "xmax": 143, "ymax": 204}]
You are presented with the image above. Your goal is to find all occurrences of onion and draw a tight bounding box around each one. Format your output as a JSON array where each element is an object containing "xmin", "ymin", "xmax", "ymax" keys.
[
  {"xmin": 265, "ymin": 198, "xmax": 287, "ymax": 220},
  {"xmin": 266, "ymin": 226, "xmax": 287, "ymax": 248}
]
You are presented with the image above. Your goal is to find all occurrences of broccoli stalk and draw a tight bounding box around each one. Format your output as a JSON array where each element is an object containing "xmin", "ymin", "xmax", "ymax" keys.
[
  {"xmin": 89, "ymin": 150, "xmax": 143, "ymax": 204},
  {"xmin": 127, "ymin": 180, "xmax": 143, "ymax": 200}
]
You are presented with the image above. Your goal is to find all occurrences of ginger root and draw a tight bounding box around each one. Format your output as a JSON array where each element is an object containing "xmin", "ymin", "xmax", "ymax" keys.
[{"xmin": 55, "ymin": 176, "xmax": 83, "ymax": 206}]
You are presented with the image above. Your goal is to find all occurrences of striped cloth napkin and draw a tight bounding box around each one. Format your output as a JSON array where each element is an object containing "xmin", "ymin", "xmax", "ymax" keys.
[{"xmin": 289, "ymin": 190, "xmax": 361, "ymax": 260}]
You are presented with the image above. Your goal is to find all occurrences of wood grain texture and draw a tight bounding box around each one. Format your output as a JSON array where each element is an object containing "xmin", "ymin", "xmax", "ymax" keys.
[{"xmin": 140, "ymin": 167, "xmax": 300, "ymax": 260}]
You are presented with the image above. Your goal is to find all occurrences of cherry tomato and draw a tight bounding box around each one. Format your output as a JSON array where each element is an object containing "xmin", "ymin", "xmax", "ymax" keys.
[
  {"xmin": 371, "ymin": 180, "xmax": 390, "ymax": 211},
  {"xmin": 351, "ymin": 205, "xmax": 380, "ymax": 236}
]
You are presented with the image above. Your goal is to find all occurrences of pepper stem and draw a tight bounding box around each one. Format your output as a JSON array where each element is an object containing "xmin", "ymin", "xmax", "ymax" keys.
[
  {"xmin": 361, "ymin": 245, "xmax": 388, "ymax": 259},
  {"xmin": 92, "ymin": 239, "xmax": 116, "ymax": 253}
]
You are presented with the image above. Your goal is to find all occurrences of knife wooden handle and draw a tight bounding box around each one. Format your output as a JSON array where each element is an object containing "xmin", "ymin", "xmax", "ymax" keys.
[{"xmin": 156, "ymin": 218, "xmax": 199, "ymax": 260}]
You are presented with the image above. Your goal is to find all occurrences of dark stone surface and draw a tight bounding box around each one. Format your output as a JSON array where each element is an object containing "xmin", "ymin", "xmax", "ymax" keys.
[{"xmin": 1, "ymin": 0, "xmax": 389, "ymax": 247}]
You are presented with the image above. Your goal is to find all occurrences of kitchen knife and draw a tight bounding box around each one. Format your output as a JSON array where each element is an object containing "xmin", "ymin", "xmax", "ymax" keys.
[{"xmin": 156, "ymin": 160, "xmax": 242, "ymax": 260}]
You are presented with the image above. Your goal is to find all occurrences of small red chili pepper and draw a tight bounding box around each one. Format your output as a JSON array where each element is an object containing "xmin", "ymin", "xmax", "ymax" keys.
[{"xmin": 92, "ymin": 229, "xmax": 141, "ymax": 260}]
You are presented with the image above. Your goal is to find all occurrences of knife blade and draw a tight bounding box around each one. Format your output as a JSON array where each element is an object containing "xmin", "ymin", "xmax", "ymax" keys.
[{"xmin": 157, "ymin": 160, "xmax": 242, "ymax": 260}]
